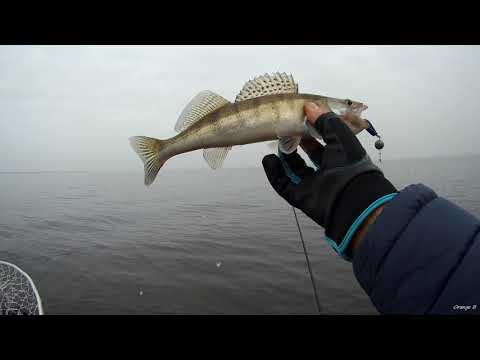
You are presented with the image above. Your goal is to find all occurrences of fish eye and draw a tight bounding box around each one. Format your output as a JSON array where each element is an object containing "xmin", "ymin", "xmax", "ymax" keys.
[{"xmin": 346, "ymin": 99, "xmax": 353, "ymax": 106}]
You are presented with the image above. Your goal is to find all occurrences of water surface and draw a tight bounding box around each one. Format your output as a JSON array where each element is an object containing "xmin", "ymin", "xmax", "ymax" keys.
[{"xmin": 1, "ymin": 155, "xmax": 479, "ymax": 314}]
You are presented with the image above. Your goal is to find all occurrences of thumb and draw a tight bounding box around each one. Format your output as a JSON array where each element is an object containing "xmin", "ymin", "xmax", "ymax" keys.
[{"xmin": 304, "ymin": 102, "xmax": 328, "ymax": 125}]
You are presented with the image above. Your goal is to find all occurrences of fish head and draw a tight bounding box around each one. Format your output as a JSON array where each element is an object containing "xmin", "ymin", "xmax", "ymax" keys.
[
  {"xmin": 325, "ymin": 97, "xmax": 368, "ymax": 116},
  {"xmin": 308, "ymin": 96, "xmax": 369, "ymax": 135}
]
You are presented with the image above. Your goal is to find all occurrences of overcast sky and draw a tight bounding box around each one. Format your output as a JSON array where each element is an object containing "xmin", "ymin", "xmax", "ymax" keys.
[{"xmin": 1, "ymin": 45, "xmax": 479, "ymax": 172}]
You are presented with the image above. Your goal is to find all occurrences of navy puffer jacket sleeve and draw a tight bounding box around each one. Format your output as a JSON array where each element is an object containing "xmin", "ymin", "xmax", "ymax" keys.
[{"xmin": 353, "ymin": 184, "xmax": 480, "ymax": 314}]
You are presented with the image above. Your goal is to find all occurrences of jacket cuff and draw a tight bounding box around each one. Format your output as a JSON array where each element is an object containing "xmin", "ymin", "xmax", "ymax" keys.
[{"xmin": 325, "ymin": 171, "xmax": 398, "ymax": 254}]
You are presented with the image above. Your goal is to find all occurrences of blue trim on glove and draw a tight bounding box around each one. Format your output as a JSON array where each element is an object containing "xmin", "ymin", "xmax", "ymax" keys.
[
  {"xmin": 326, "ymin": 193, "xmax": 398, "ymax": 261},
  {"xmin": 278, "ymin": 145, "xmax": 322, "ymax": 181},
  {"xmin": 277, "ymin": 146, "xmax": 397, "ymax": 262},
  {"xmin": 278, "ymin": 149, "xmax": 302, "ymax": 185}
]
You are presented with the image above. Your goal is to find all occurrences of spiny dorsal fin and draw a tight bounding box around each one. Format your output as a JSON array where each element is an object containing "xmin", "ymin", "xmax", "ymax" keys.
[
  {"xmin": 235, "ymin": 72, "xmax": 298, "ymax": 103},
  {"xmin": 174, "ymin": 91, "xmax": 230, "ymax": 132},
  {"xmin": 203, "ymin": 146, "xmax": 232, "ymax": 170}
]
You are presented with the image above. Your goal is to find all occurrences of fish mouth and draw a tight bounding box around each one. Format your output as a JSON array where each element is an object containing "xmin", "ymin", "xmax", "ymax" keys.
[
  {"xmin": 357, "ymin": 104, "xmax": 368, "ymax": 112},
  {"xmin": 352, "ymin": 104, "xmax": 368, "ymax": 115}
]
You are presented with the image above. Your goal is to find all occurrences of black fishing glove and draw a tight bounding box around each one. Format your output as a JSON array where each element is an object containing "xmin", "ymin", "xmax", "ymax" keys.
[{"xmin": 262, "ymin": 111, "xmax": 397, "ymax": 260}]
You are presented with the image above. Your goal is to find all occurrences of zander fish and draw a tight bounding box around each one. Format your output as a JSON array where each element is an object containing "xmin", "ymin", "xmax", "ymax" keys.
[{"xmin": 129, "ymin": 73, "xmax": 369, "ymax": 186}]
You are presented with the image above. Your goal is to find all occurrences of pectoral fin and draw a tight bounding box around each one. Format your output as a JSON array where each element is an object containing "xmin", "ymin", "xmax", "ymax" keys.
[
  {"xmin": 266, "ymin": 140, "xmax": 279, "ymax": 152},
  {"xmin": 278, "ymin": 136, "xmax": 302, "ymax": 154}
]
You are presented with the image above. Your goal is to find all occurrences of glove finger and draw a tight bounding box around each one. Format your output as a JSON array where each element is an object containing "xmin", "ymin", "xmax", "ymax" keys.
[
  {"xmin": 338, "ymin": 113, "xmax": 369, "ymax": 135},
  {"xmin": 278, "ymin": 150, "xmax": 315, "ymax": 180},
  {"xmin": 262, "ymin": 154, "xmax": 299, "ymax": 205},
  {"xmin": 316, "ymin": 113, "xmax": 366, "ymax": 163},
  {"xmin": 300, "ymin": 136, "xmax": 324, "ymax": 168}
]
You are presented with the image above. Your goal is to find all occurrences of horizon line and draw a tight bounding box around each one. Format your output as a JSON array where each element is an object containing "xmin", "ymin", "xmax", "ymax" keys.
[{"xmin": 2, "ymin": 152, "xmax": 480, "ymax": 174}]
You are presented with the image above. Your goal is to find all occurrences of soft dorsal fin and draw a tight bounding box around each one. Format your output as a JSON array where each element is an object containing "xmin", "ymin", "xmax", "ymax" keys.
[
  {"xmin": 235, "ymin": 72, "xmax": 298, "ymax": 102},
  {"xmin": 174, "ymin": 91, "xmax": 230, "ymax": 132}
]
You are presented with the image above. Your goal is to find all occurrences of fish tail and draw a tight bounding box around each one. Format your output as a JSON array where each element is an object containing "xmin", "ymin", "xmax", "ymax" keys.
[{"xmin": 129, "ymin": 136, "xmax": 169, "ymax": 186}]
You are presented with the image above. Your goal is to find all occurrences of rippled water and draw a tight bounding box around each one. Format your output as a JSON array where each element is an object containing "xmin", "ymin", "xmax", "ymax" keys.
[{"xmin": 1, "ymin": 155, "xmax": 480, "ymax": 314}]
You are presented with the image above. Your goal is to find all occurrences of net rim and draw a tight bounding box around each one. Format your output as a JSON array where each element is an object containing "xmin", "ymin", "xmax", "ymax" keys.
[{"xmin": 0, "ymin": 261, "xmax": 44, "ymax": 315}]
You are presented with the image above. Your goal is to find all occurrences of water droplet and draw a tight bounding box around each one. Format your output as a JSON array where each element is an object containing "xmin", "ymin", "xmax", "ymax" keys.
[
  {"xmin": 139, "ymin": 291, "xmax": 143, "ymax": 296},
  {"xmin": 216, "ymin": 261, "xmax": 222, "ymax": 268}
]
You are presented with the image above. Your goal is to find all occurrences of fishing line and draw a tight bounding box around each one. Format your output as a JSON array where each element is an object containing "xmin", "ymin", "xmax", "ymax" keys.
[
  {"xmin": 291, "ymin": 206, "xmax": 322, "ymax": 314},
  {"xmin": 290, "ymin": 118, "xmax": 383, "ymax": 314}
]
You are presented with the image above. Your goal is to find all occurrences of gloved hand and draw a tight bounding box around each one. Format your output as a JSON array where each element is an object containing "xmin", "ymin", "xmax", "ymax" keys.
[{"xmin": 262, "ymin": 103, "xmax": 397, "ymax": 260}]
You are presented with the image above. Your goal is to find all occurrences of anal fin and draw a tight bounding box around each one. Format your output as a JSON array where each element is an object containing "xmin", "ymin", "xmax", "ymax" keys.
[{"xmin": 203, "ymin": 146, "xmax": 232, "ymax": 169}]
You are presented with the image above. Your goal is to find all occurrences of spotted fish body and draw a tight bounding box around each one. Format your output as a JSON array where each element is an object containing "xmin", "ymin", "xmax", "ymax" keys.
[{"xmin": 129, "ymin": 73, "xmax": 369, "ymax": 186}]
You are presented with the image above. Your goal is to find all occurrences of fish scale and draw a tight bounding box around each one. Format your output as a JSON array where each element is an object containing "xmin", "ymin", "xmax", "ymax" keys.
[{"xmin": 129, "ymin": 73, "xmax": 368, "ymax": 186}]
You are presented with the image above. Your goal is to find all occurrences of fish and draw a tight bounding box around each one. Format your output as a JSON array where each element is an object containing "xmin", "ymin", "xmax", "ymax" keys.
[{"xmin": 129, "ymin": 73, "xmax": 369, "ymax": 186}]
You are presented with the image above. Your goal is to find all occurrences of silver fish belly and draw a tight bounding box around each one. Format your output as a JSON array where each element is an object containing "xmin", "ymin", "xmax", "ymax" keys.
[
  {"xmin": 129, "ymin": 74, "xmax": 368, "ymax": 186},
  {"xmin": 169, "ymin": 95, "xmax": 306, "ymax": 156}
]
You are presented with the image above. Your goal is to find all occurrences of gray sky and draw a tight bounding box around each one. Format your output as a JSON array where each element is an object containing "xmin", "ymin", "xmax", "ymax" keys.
[{"xmin": 1, "ymin": 45, "xmax": 479, "ymax": 172}]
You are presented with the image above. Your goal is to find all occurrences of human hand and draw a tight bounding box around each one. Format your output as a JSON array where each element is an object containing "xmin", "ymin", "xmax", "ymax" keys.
[{"xmin": 262, "ymin": 103, "xmax": 397, "ymax": 260}]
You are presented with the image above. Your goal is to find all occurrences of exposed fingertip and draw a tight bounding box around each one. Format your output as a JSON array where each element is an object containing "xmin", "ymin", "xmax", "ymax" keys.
[
  {"xmin": 304, "ymin": 102, "xmax": 323, "ymax": 124},
  {"xmin": 304, "ymin": 102, "xmax": 318, "ymax": 112}
]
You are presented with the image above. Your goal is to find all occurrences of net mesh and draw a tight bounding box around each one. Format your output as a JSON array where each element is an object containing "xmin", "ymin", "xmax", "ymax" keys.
[{"xmin": 0, "ymin": 262, "xmax": 42, "ymax": 315}]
